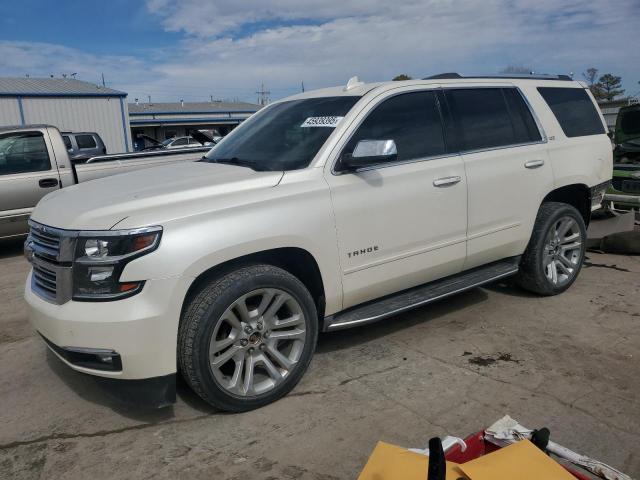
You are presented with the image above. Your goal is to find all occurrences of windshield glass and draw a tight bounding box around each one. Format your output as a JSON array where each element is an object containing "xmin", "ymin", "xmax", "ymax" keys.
[
  {"xmin": 203, "ymin": 96, "xmax": 360, "ymax": 171},
  {"xmin": 161, "ymin": 138, "xmax": 173, "ymax": 146}
]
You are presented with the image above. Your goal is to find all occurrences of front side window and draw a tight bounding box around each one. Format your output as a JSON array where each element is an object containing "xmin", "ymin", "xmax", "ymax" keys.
[
  {"xmin": 62, "ymin": 135, "xmax": 72, "ymax": 150},
  {"xmin": 446, "ymin": 88, "xmax": 540, "ymax": 151},
  {"xmin": 0, "ymin": 132, "xmax": 51, "ymax": 175},
  {"xmin": 204, "ymin": 96, "xmax": 360, "ymax": 171},
  {"xmin": 537, "ymin": 87, "xmax": 605, "ymax": 138},
  {"xmin": 76, "ymin": 134, "xmax": 97, "ymax": 149},
  {"xmin": 172, "ymin": 138, "xmax": 188, "ymax": 146},
  {"xmin": 340, "ymin": 91, "xmax": 446, "ymax": 166}
]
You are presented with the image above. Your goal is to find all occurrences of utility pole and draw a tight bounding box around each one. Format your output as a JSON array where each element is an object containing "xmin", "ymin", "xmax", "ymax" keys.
[
  {"xmin": 301, "ymin": 81, "xmax": 305, "ymax": 93},
  {"xmin": 256, "ymin": 83, "xmax": 271, "ymax": 106},
  {"xmin": 148, "ymin": 95, "xmax": 151, "ymax": 104},
  {"xmin": 101, "ymin": 73, "xmax": 105, "ymax": 87}
]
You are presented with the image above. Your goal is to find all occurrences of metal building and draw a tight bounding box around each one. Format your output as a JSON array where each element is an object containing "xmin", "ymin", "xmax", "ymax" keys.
[
  {"xmin": 0, "ymin": 77, "xmax": 132, "ymax": 153},
  {"xmin": 128, "ymin": 101, "xmax": 260, "ymax": 143}
]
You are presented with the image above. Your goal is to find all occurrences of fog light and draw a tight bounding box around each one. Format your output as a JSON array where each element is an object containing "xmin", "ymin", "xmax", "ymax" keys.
[{"xmin": 89, "ymin": 266, "xmax": 114, "ymax": 282}]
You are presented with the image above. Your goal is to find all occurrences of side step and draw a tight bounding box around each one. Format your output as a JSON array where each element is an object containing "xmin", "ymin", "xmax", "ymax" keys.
[{"xmin": 323, "ymin": 257, "xmax": 520, "ymax": 331}]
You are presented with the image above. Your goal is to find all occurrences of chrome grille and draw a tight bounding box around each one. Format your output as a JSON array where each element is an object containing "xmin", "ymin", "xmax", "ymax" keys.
[
  {"xmin": 26, "ymin": 221, "xmax": 75, "ymax": 304},
  {"xmin": 32, "ymin": 260, "xmax": 58, "ymax": 301},
  {"xmin": 29, "ymin": 224, "xmax": 61, "ymax": 260}
]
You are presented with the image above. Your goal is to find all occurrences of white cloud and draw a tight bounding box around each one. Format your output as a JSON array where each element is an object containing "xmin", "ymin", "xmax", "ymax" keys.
[{"xmin": 1, "ymin": 1, "xmax": 639, "ymax": 103}]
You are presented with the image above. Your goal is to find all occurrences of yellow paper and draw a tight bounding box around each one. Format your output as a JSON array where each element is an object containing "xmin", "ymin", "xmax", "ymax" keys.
[
  {"xmin": 459, "ymin": 440, "xmax": 575, "ymax": 480},
  {"xmin": 358, "ymin": 441, "xmax": 468, "ymax": 480}
]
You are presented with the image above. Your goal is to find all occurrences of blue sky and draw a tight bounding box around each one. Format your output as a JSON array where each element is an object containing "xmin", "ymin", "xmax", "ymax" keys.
[{"xmin": 1, "ymin": 0, "xmax": 639, "ymax": 103}]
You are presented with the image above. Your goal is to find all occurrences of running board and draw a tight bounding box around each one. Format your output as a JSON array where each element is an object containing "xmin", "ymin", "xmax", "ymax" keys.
[{"xmin": 323, "ymin": 257, "xmax": 520, "ymax": 331}]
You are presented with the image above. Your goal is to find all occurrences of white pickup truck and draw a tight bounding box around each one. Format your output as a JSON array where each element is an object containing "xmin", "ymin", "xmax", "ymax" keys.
[
  {"xmin": 24, "ymin": 75, "xmax": 612, "ymax": 411},
  {"xmin": 0, "ymin": 125, "xmax": 208, "ymax": 239}
]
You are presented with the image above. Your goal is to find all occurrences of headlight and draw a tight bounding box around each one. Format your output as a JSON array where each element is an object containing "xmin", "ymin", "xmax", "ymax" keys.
[{"xmin": 73, "ymin": 227, "xmax": 162, "ymax": 301}]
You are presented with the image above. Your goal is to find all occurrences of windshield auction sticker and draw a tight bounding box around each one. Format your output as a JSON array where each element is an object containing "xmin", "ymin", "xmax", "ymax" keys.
[{"xmin": 301, "ymin": 116, "xmax": 344, "ymax": 128}]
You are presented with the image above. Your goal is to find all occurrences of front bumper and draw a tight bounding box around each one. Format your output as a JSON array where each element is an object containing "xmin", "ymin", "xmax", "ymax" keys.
[{"xmin": 25, "ymin": 271, "xmax": 189, "ymax": 381}]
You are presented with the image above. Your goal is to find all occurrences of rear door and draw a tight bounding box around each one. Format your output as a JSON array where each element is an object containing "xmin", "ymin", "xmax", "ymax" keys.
[
  {"xmin": 325, "ymin": 88, "xmax": 468, "ymax": 308},
  {"xmin": 0, "ymin": 129, "xmax": 61, "ymax": 237},
  {"xmin": 443, "ymin": 86, "xmax": 554, "ymax": 269}
]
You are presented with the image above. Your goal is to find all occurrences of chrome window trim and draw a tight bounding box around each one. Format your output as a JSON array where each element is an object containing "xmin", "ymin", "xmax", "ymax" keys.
[{"xmin": 330, "ymin": 85, "xmax": 549, "ymax": 175}]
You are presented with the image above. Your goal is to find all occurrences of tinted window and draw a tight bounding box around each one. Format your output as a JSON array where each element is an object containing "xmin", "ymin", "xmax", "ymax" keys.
[
  {"xmin": 172, "ymin": 138, "xmax": 188, "ymax": 146},
  {"xmin": 0, "ymin": 132, "xmax": 51, "ymax": 175},
  {"xmin": 446, "ymin": 88, "xmax": 539, "ymax": 151},
  {"xmin": 343, "ymin": 91, "xmax": 445, "ymax": 163},
  {"xmin": 503, "ymin": 89, "xmax": 542, "ymax": 143},
  {"xmin": 620, "ymin": 108, "xmax": 640, "ymax": 136},
  {"xmin": 76, "ymin": 134, "xmax": 97, "ymax": 149},
  {"xmin": 62, "ymin": 135, "xmax": 72, "ymax": 150},
  {"xmin": 538, "ymin": 87, "xmax": 605, "ymax": 137},
  {"xmin": 205, "ymin": 96, "xmax": 360, "ymax": 171}
]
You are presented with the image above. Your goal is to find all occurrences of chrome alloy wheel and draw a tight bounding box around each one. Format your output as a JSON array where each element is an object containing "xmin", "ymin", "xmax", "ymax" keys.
[
  {"xmin": 208, "ymin": 288, "xmax": 307, "ymax": 397},
  {"xmin": 543, "ymin": 216, "xmax": 583, "ymax": 286}
]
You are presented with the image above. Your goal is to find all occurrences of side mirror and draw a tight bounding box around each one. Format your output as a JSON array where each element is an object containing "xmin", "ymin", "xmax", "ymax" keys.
[{"xmin": 342, "ymin": 139, "xmax": 398, "ymax": 169}]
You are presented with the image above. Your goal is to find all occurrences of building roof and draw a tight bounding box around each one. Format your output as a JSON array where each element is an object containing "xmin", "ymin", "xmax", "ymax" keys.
[
  {"xmin": 0, "ymin": 77, "xmax": 126, "ymax": 97},
  {"xmin": 128, "ymin": 101, "xmax": 260, "ymax": 115}
]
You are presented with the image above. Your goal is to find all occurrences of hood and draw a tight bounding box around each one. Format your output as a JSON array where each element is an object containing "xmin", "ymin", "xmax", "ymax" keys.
[{"xmin": 32, "ymin": 162, "xmax": 283, "ymax": 230}]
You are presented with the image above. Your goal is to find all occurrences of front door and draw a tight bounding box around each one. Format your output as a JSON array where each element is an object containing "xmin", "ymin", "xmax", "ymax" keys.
[
  {"xmin": 0, "ymin": 130, "xmax": 61, "ymax": 237},
  {"xmin": 325, "ymin": 89, "xmax": 468, "ymax": 309}
]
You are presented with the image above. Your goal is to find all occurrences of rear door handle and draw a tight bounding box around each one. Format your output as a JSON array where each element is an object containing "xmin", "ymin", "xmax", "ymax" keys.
[
  {"xmin": 524, "ymin": 159, "xmax": 545, "ymax": 169},
  {"xmin": 433, "ymin": 176, "xmax": 462, "ymax": 187},
  {"xmin": 38, "ymin": 178, "xmax": 59, "ymax": 188}
]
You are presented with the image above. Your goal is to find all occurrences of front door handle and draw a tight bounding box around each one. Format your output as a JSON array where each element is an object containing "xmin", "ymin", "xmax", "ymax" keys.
[
  {"xmin": 524, "ymin": 159, "xmax": 545, "ymax": 169},
  {"xmin": 433, "ymin": 176, "xmax": 462, "ymax": 187},
  {"xmin": 38, "ymin": 178, "xmax": 59, "ymax": 188}
]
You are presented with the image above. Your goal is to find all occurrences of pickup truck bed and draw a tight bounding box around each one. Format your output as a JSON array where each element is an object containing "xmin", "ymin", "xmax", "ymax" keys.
[{"xmin": 0, "ymin": 125, "xmax": 208, "ymax": 239}]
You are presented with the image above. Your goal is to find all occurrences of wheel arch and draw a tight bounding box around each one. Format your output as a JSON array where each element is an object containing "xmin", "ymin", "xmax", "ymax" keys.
[
  {"xmin": 542, "ymin": 183, "xmax": 591, "ymax": 226},
  {"xmin": 181, "ymin": 247, "xmax": 327, "ymax": 321}
]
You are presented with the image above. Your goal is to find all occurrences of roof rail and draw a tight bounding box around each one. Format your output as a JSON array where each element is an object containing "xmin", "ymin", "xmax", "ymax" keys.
[{"xmin": 423, "ymin": 72, "xmax": 573, "ymax": 81}]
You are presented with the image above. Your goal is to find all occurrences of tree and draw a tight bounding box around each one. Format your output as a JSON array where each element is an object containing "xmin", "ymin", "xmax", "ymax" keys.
[
  {"xmin": 582, "ymin": 67, "xmax": 598, "ymax": 86},
  {"xmin": 392, "ymin": 74, "xmax": 412, "ymax": 81},
  {"xmin": 595, "ymin": 73, "xmax": 625, "ymax": 101},
  {"xmin": 500, "ymin": 65, "xmax": 532, "ymax": 74}
]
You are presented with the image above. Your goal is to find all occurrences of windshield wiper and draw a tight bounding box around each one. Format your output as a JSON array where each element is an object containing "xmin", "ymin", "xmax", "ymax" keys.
[{"xmin": 207, "ymin": 157, "xmax": 267, "ymax": 171}]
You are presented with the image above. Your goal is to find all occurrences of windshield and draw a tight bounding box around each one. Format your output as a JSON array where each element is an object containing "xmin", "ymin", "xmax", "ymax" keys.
[
  {"xmin": 203, "ymin": 96, "xmax": 360, "ymax": 171},
  {"xmin": 161, "ymin": 138, "xmax": 173, "ymax": 146}
]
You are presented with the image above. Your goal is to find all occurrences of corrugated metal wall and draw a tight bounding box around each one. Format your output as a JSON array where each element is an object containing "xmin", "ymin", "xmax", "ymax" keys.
[
  {"xmin": 0, "ymin": 98, "xmax": 23, "ymax": 125},
  {"xmin": 20, "ymin": 97, "xmax": 131, "ymax": 153}
]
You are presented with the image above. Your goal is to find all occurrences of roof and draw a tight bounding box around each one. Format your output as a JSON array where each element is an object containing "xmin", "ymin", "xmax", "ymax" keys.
[
  {"xmin": 128, "ymin": 101, "xmax": 260, "ymax": 115},
  {"xmin": 284, "ymin": 77, "xmax": 584, "ymax": 102},
  {"xmin": 0, "ymin": 77, "xmax": 126, "ymax": 97}
]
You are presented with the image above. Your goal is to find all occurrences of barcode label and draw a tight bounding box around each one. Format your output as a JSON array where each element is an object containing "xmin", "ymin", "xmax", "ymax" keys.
[{"xmin": 301, "ymin": 116, "xmax": 344, "ymax": 128}]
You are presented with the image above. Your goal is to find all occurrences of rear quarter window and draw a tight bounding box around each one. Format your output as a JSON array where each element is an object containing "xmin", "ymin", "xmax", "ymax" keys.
[
  {"xmin": 537, "ymin": 87, "xmax": 605, "ymax": 138},
  {"xmin": 76, "ymin": 134, "xmax": 97, "ymax": 149}
]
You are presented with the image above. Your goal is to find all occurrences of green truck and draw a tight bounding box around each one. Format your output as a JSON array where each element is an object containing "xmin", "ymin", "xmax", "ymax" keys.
[{"xmin": 609, "ymin": 102, "xmax": 640, "ymax": 208}]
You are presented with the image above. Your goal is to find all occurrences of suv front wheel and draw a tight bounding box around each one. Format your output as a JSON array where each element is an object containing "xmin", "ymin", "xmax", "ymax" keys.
[
  {"xmin": 516, "ymin": 202, "xmax": 587, "ymax": 296},
  {"xmin": 178, "ymin": 264, "xmax": 318, "ymax": 412}
]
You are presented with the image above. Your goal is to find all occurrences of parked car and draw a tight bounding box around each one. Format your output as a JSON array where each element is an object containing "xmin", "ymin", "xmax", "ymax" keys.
[
  {"xmin": 161, "ymin": 135, "xmax": 207, "ymax": 149},
  {"xmin": 61, "ymin": 132, "xmax": 107, "ymax": 162},
  {"xmin": 24, "ymin": 75, "xmax": 612, "ymax": 411},
  {"xmin": 0, "ymin": 125, "xmax": 209, "ymax": 239},
  {"xmin": 607, "ymin": 102, "xmax": 640, "ymax": 208}
]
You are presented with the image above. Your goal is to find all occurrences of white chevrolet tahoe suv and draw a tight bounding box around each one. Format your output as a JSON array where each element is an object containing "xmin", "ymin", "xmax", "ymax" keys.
[{"xmin": 24, "ymin": 74, "xmax": 612, "ymax": 411}]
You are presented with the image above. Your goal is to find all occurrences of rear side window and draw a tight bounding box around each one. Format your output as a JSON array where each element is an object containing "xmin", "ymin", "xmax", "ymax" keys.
[
  {"xmin": 172, "ymin": 138, "xmax": 188, "ymax": 146},
  {"xmin": 0, "ymin": 132, "xmax": 51, "ymax": 175},
  {"xmin": 344, "ymin": 91, "xmax": 446, "ymax": 163},
  {"xmin": 445, "ymin": 88, "xmax": 540, "ymax": 151},
  {"xmin": 76, "ymin": 134, "xmax": 97, "ymax": 149},
  {"xmin": 537, "ymin": 87, "xmax": 605, "ymax": 137}
]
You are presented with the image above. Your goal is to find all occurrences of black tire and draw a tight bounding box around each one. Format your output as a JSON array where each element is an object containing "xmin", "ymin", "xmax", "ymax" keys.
[
  {"xmin": 516, "ymin": 202, "xmax": 587, "ymax": 296},
  {"xmin": 178, "ymin": 264, "xmax": 318, "ymax": 412}
]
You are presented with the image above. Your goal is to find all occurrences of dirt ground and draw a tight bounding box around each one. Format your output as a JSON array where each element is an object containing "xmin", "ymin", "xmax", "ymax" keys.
[{"xmin": 0, "ymin": 236, "xmax": 639, "ymax": 479}]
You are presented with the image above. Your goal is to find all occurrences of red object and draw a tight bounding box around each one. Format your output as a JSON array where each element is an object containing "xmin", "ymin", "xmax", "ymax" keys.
[{"xmin": 443, "ymin": 431, "xmax": 591, "ymax": 480}]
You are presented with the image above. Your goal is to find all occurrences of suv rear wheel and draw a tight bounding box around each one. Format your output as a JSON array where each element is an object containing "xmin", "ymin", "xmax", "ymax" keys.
[
  {"xmin": 179, "ymin": 264, "xmax": 318, "ymax": 412},
  {"xmin": 516, "ymin": 202, "xmax": 587, "ymax": 296}
]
